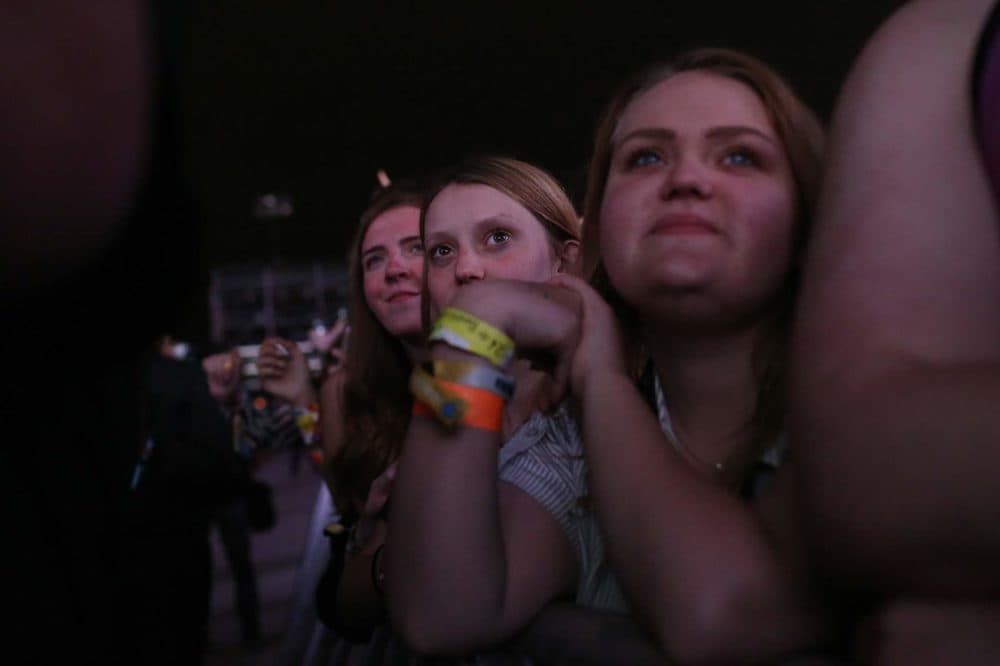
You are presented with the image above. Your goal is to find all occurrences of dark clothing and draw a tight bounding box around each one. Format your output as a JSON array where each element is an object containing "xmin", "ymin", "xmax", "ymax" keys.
[{"xmin": 120, "ymin": 355, "xmax": 244, "ymax": 666}]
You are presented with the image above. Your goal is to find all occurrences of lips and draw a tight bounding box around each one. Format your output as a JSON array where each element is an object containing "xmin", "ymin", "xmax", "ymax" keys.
[
  {"xmin": 650, "ymin": 212, "xmax": 718, "ymax": 236},
  {"xmin": 385, "ymin": 291, "xmax": 419, "ymax": 304}
]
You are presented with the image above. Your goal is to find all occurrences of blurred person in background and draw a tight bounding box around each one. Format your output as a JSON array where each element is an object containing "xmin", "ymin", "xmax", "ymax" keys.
[{"xmin": 2, "ymin": 1, "xmax": 202, "ymax": 662}]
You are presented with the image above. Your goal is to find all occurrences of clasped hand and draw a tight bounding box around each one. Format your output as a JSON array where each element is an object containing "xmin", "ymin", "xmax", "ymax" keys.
[{"xmin": 443, "ymin": 277, "xmax": 627, "ymax": 406}]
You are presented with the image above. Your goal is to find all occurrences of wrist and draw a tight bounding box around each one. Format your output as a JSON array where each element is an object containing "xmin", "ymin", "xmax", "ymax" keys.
[
  {"xmin": 430, "ymin": 342, "xmax": 496, "ymax": 366},
  {"xmin": 291, "ymin": 385, "xmax": 318, "ymax": 409}
]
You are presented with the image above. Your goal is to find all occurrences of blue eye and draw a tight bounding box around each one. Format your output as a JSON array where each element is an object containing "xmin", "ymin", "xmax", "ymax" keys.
[
  {"xmin": 486, "ymin": 229, "xmax": 512, "ymax": 245},
  {"xmin": 722, "ymin": 148, "xmax": 759, "ymax": 167},
  {"xmin": 628, "ymin": 149, "xmax": 663, "ymax": 168},
  {"xmin": 364, "ymin": 255, "xmax": 384, "ymax": 271}
]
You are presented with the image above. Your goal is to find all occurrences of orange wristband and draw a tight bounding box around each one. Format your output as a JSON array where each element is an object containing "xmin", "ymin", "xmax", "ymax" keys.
[{"xmin": 411, "ymin": 380, "xmax": 504, "ymax": 433}]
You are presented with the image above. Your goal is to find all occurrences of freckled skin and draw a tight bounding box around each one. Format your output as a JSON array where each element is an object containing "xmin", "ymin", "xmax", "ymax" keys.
[{"xmin": 361, "ymin": 205, "xmax": 425, "ymax": 339}]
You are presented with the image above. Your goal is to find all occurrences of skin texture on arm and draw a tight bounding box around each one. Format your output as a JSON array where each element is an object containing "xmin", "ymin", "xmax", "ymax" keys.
[
  {"xmin": 513, "ymin": 603, "xmax": 667, "ymax": 665},
  {"xmin": 386, "ymin": 382, "xmax": 577, "ymax": 655},
  {"xmin": 318, "ymin": 369, "xmax": 348, "ymax": 466},
  {"xmin": 385, "ymin": 281, "xmax": 580, "ymax": 656},
  {"xmin": 1, "ymin": 1, "xmax": 149, "ymax": 288},
  {"xmin": 553, "ymin": 275, "xmax": 829, "ymax": 663},
  {"xmin": 789, "ymin": 0, "xmax": 1000, "ymax": 596}
]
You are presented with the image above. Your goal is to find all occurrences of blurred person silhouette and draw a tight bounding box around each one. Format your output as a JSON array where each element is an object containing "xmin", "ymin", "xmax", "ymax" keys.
[
  {"xmin": 2, "ymin": 1, "xmax": 203, "ymax": 662},
  {"xmin": 121, "ymin": 336, "xmax": 247, "ymax": 665}
]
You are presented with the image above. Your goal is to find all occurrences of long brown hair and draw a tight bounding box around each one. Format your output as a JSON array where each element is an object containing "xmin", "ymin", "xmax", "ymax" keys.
[
  {"xmin": 582, "ymin": 48, "xmax": 825, "ymax": 460},
  {"xmin": 331, "ymin": 181, "xmax": 423, "ymax": 521},
  {"xmin": 418, "ymin": 155, "xmax": 582, "ymax": 329}
]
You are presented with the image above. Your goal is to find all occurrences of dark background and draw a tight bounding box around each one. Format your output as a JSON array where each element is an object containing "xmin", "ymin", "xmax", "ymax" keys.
[{"xmin": 177, "ymin": 0, "xmax": 907, "ymax": 335}]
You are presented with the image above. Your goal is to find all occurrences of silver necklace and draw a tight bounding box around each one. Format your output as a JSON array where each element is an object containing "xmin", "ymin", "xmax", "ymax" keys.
[{"xmin": 653, "ymin": 374, "xmax": 726, "ymax": 473}]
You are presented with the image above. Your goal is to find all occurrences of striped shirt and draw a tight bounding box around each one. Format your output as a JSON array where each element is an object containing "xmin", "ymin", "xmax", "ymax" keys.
[
  {"xmin": 497, "ymin": 385, "xmax": 787, "ymax": 614},
  {"xmin": 496, "ymin": 405, "xmax": 629, "ymax": 612}
]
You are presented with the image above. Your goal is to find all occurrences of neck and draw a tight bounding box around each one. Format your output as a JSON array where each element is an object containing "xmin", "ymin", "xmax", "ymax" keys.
[
  {"xmin": 644, "ymin": 320, "xmax": 770, "ymax": 471},
  {"xmin": 401, "ymin": 337, "xmax": 426, "ymax": 364}
]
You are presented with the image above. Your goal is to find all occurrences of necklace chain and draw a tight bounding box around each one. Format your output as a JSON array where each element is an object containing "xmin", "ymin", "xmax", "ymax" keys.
[{"xmin": 653, "ymin": 375, "xmax": 726, "ymax": 473}]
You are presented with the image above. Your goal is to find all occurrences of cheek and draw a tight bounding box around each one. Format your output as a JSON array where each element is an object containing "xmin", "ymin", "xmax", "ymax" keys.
[
  {"xmin": 739, "ymin": 190, "xmax": 798, "ymax": 285},
  {"xmin": 750, "ymin": 188, "xmax": 796, "ymax": 254},
  {"xmin": 597, "ymin": 190, "xmax": 641, "ymax": 289},
  {"xmin": 362, "ymin": 272, "xmax": 381, "ymax": 307},
  {"xmin": 499, "ymin": 246, "xmax": 559, "ymax": 282}
]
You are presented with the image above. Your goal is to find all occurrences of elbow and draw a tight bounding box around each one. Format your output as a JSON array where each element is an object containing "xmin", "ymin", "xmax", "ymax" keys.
[
  {"xmin": 652, "ymin": 595, "xmax": 738, "ymax": 664},
  {"xmin": 389, "ymin": 605, "xmax": 478, "ymax": 657},
  {"xmin": 392, "ymin": 618, "xmax": 452, "ymax": 656},
  {"xmin": 652, "ymin": 575, "xmax": 813, "ymax": 664}
]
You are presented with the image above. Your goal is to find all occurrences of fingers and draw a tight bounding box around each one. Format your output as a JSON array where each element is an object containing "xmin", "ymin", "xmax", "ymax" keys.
[
  {"xmin": 261, "ymin": 337, "xmax": 297, "ymax": 359},
  {"xmin": 309, "ymin": 320, "xmax": 345, "ymax": 354},
  {"xmin": 203, "ymin": 352, "xmax": 238, "ymax": 383},
  {"xmin": 328, "ymin": 317, "xmax": 349, "ymax": 346},
  {"xmin": 256, "ymin": 355, "xmax": 288, "ymax": 379}
]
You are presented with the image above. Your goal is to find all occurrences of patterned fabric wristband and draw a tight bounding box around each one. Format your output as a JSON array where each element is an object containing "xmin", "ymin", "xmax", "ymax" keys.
[{"xmin": 410, "ymin": 367, "xmax": 504, "ymax": 433}]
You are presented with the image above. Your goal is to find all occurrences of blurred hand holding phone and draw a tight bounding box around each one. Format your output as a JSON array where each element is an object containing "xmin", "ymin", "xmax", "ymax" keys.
[{"xmin": 237, "ymin": 309, "xmax": 349, "ymax": 384}]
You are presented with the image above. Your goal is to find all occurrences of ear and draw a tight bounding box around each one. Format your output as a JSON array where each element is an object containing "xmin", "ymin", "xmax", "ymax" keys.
[{"xmin": 554, "ymin": 239, "xmax": 581, "ymax": 275}]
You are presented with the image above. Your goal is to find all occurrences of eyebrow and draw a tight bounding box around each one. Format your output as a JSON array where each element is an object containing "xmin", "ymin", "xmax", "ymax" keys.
[
  {"xmin": 425, "ymin": 215, "xmax": 516, "ymax": 239},
  {"xmin": 362, "ymin": 234, "xmax": 422, "ymax": 258},
  {"xmin": 614, "ymin": 125, "xmax": 777, "ymax": 148}
]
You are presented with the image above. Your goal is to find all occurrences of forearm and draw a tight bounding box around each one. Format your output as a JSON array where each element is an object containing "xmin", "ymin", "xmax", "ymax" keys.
[
  {"xmin": 318, "ymin": 371, "xmax": 346, "ymax": 460},
  {"xmin": 792, "ymin": 360, "xmax": 1000, "ymax": 595},
  {"xmin": 580, "ymin": 371, "xmax": 819, "ymax": 660},
  {"xmin": 514, "ymin": 603, "xmax": 667, "ymax": 665},
  {"xmin": 386, "ymin": 415, "xmax": 511, "ymax": 653},
  {"xmin": 789, "ymin": 0, "xmax": 1000, "ymax": 597}
]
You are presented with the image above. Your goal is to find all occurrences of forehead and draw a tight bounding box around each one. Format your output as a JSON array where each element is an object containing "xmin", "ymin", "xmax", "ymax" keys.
[
  {"xmin": 362, "ymin": 205, "xmax": 421, "ymax": 251},
  {"xmin": 425, "ymin": 183, "xmax": 535, "ymax": 232},
  {"xmin": 616, "ymin": 71, "xmax": 775, "ymax": 140}
]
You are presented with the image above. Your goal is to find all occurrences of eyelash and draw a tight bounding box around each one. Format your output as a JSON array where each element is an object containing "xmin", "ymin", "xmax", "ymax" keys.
[
  {"xmin": 485, "ymin": 229, "xmax": 512, "ymax": 245},
  {"xmin": 721, "ymin": 146, "xmax": 762, "ymax": 168},
  {"xmin": 622, "ymin": 145, "xmax": 764, "ymax": 170},
  {"xmin": 625, "ymin": 148, "xmax": 663, "ymax": 169},
  {"xmin": 428, "ymin": 244, "xmax": 452, "ymax": 261}
]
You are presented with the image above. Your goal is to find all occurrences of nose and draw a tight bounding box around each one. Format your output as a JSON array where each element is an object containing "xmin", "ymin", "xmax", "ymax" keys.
[
  {"xmin": 385, "ymin": 252, "xmax": 411, "ymax": 282},
  {"xmin": 661, "ymin": 153, "xmax": 712, "ymax": 200},
  {"xmin": 454, "ymin": 251, "xmax": 485, "ymax": 284}
]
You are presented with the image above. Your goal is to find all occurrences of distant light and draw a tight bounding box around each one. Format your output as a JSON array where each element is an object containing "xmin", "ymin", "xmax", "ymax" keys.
[{"xmin": 253, "ymin": 192, "xmax": 294, "ymax": 219}]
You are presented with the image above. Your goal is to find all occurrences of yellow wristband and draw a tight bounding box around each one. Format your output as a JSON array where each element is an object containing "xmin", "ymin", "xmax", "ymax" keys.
[{"xmin": 428, "ymin": 307, "xmax": 515, "ymax": 368}]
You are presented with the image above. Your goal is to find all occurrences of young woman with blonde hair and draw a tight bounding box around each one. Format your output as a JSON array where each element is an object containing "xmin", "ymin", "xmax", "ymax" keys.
[
  {"xmin": 385, "ymin": 156, "xmax": 588, "ymax": 656},
  {"xmin": 388, "ymin": 50, "xmax": 836, "ymax": 662}
]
